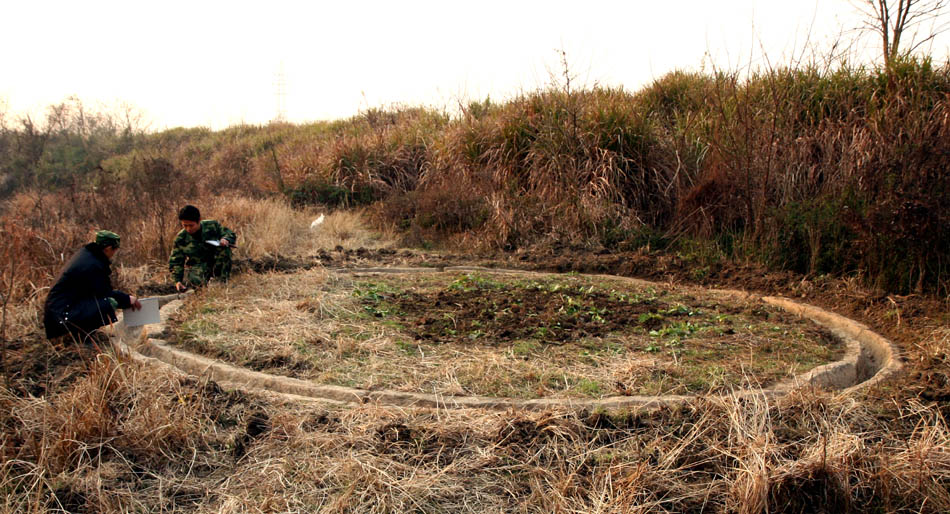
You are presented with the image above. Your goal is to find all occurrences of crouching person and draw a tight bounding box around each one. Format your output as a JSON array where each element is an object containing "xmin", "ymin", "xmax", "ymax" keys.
[
  {"xmin": 169, "ymin": 204, "xmax": 237, "ymax": 291},
  {"xmin": 43, "ymin": 230, "xmax": 142, "ymax": 343}
]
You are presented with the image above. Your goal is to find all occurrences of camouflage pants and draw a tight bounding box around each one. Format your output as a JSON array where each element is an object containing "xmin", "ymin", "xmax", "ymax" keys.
[{"xmin": 184, "ymin": 248, "xmax": 232, "ymax": 287}]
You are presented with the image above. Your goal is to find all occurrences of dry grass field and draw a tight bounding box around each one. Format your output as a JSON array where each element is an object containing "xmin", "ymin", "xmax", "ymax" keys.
[{"xmin": 2, "ymin": 205, "xmax": 948, "ymax": 513}]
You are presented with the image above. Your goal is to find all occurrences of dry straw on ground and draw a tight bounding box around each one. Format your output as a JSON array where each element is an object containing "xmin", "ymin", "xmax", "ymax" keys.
[
  {"xmin": 3, "ymin": 348, "xmax": 949, "ymax": 512},
  {"xmin": 206, "ymin": 197, "xmax": 395, "ymax": 261},
  {"xmin": 2, "ymin": 202, "xmax": 949, "ymax": 512}
]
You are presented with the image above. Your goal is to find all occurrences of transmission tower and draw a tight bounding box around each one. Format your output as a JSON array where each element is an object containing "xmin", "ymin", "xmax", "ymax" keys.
[{"xmin": 273, "ymin": 62, "xmax": 287, "ymax": 122}]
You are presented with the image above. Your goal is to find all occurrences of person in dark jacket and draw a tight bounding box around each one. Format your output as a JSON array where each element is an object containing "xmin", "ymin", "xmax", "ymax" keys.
[{"xmin": 43, "ymin": 230, "xmax": 141, "ymax": 342}]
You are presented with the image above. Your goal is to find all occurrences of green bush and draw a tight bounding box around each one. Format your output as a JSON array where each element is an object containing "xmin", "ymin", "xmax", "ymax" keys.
[
  {"xmin": 288, "ymin": 179, "xmax": 375, "ymax": 208},
  {"xmin": 768, "ymin": 195, "xmax": 862, "ymax": 275}
]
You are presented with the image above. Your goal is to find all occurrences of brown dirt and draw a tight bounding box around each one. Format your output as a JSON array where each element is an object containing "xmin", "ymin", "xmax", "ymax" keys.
[
  {"xmin": 388, "ymin": 283, "xmax": 658, "ymax": 344},
  {"xmin": 378, "ymin": 279, "xmax": 832, "ymax": 348}
]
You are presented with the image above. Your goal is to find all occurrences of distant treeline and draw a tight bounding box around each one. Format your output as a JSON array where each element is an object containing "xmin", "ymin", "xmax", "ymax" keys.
[{"xmin": 3, "ymin": 59, "xmax": 949, "ymax": 294}]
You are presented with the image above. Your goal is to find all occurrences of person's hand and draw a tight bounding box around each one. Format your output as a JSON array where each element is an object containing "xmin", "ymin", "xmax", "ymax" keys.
[
  {"xmin": 219, "ymin": 238, "xmax": 230, "ymax": 247},
  {"xmin": 129, "ymin": 295, "xmax": 142, "ymax": 310},
  {"xmin": 175, "ymin": 282, "xmax": 186, "ymax": 292}
]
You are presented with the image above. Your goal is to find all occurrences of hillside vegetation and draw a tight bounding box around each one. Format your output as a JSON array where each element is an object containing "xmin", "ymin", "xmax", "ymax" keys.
[{"xmin": 4, "ymin": 59, "xmax": 949, "ymax": 300}]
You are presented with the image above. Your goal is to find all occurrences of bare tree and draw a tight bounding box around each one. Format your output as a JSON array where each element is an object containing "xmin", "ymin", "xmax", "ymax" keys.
[{"xmin": 851, "ymin": 0, "xmax": 949, "ymax": 69}]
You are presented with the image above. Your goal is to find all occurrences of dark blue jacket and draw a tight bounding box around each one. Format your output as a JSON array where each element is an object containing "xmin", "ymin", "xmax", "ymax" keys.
[{"xmin": 43, "ymin": 243, "xmax": 132, "ymax": 339}]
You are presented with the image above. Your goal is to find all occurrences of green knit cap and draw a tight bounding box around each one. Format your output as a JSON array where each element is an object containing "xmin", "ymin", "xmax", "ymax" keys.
[{"xmin": 95, "ymin": 230, "xmax": 121, "ymax": 248}]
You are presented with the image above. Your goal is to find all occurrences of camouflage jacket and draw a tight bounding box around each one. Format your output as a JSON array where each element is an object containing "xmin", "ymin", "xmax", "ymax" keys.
[{"xmin": 168, "ymin": 220, "xmax": 237, "ymax": 282}]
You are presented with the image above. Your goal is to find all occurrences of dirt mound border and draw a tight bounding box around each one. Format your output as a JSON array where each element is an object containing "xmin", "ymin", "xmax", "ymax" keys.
[{"xmin": 110, "ymin": 267, "xmax": 903, "ymax": 411}]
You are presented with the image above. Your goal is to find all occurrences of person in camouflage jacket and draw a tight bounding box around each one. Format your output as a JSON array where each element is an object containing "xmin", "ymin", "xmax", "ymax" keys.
[{"xmin": 169, "ymin": 205, "xmax": 237, "ymax": 291}]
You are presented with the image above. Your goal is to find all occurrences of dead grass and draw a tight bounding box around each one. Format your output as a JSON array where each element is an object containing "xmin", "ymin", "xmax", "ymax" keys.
[
  {"xmin": 170, "ymin": 268, "xmax": 334, "ymax": 373},
  {"xmin": 314, "ymin": 208, "xmax": 395, "ymax": 250},
  {"xmin": 0, "ymin": 347, "xmax": 235, "ymax": 512},
  {"xmin": 1, "ymin": 326, "xmax": 949, "ymax": 512},
  {"xmin": 204, "ymin": 196, "xmax": 395, "ymax": 262},
  {"xmin": 168, "ymin": 270, "xmax": 843, "ymax": 399}
]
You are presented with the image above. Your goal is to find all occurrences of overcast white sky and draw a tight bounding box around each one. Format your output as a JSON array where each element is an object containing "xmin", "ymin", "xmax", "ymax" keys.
[{"xmin": 2, "ymin": 1, "xmax": 947, "ymax": 130}]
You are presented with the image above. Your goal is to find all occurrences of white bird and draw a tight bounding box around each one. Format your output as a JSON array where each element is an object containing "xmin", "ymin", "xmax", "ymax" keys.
[{"xmin": 310, "ymin": 214, "xmax": 325, "ymax": 230}]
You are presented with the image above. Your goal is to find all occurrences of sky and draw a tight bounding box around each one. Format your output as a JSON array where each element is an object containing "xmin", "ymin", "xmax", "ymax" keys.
[{"xmin": 2, "ymin": 1, "xmax": 948, "ymax": 131}]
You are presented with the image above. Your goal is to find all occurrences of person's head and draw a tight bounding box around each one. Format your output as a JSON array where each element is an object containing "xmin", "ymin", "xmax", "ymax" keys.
[
  {"xmin": 95, "ymin": 229, "xmax": 121, "ymax": 259},
  {"xmin": 178, "ymin": 205, "xmax": 201, "ymax": 235}
]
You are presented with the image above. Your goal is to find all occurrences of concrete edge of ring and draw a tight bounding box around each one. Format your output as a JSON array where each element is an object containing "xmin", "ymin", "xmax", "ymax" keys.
[{"xmin": 108, "ymin": 269, "xmax": 903, "ymax": 412}]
